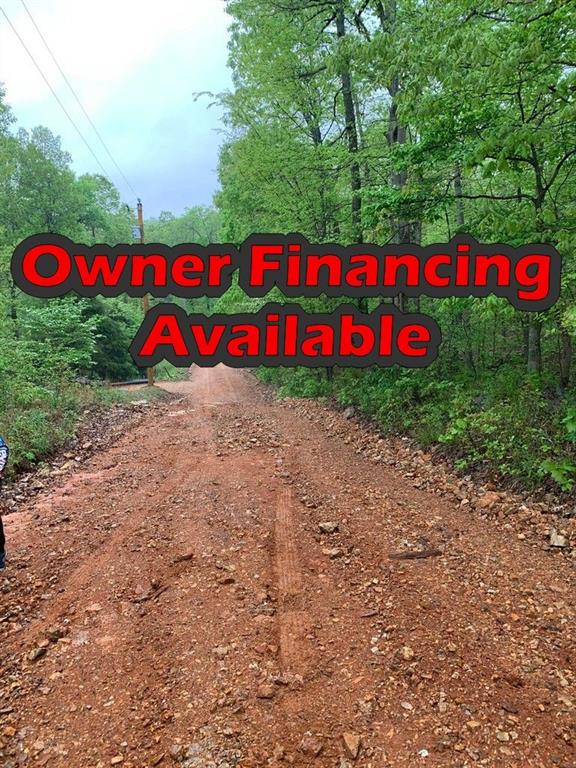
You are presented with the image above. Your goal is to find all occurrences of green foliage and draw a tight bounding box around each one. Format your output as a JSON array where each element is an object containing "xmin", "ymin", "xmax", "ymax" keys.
[
  {"xmin": 146, "ymin": 206, "xmax": 221, "ymax": 246},
  {"xmin": 82, "ymin": 298, "xmax": 141, "ymax": 381},
  {"xmin": 259, "ymin": 366, "xmax": 330, "ymax": 398},
  {"xmin": 541, "ymin": 459, "xmax": 576, "ymax": 493},
  {"xmin": 20, "ymin": 298, "xmax": 99, "ymax": 372},
  {"xmin": 217, "ymin": 0, "xmax": 576, "ymax": 493},
  {"xmin": 154, "ymin": 361, "xmax": 188, "ymax": 381},
  {"xmin": 331, "ymin": 366, "xmax": 576, "ymax": 490},
  {"xmin": 2, "ymin": 2, "xmax": 576, "ymax": 494},
  {"xmin": 0, "ymin": 339, "xmax": 84, "ymax": 471},
  {"xmin": 0, "ymin": 85, "xmax": 224, "ymax": 471}
]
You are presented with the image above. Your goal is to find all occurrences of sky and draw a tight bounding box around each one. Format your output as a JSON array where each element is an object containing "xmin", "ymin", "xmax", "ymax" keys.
[{"xmin": 0, "ymin": 0, "xmax": 233, "ymax": 216}]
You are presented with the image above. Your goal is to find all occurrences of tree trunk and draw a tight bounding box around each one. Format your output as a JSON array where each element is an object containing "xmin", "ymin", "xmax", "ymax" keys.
[
  {"xmin": 379, "ymin": 1, "xmax": 421, "ymax": 246},
  {"xmin": 559, "ymin": 328, "xmax": 572, "ymax": 389},
  {"xmin": 335, "ymin": 0, "xmax": 362, "ymax": 244},
  {"xmin": 454, "ymin": 161, "xmax": 465, "ymax": 230},
  {"xmin": 527, "ymin": 147, "xmax": 545, "ymax": 376},
  {"xmin": 302, "ymin": 110, "xmax": 330, "ymax": 239},
  {"xmin": 451, "ymin": 172, "xmax": 475, "ymax": 374},
  {"xmin": 527, "ymin": 316, "xmax": 542, "ymax": 375},
  {"xmin": 387, "ymin": 79, "xmax": 408, "ymax": 243},
  {"xmin": 10, "ymin": 282, "xmax": 19, "ymax": 339}
]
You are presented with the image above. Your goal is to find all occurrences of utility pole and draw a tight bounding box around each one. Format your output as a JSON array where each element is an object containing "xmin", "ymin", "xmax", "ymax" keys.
[{"xmin": 137, "ymin": 199, "xmax": 155, "ymax": 387}]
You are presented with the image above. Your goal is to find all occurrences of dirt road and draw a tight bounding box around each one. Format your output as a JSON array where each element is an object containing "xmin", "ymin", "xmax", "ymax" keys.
[{"xmin": 1, "ymin": 366, "xmax": 574, "ymax": 768}]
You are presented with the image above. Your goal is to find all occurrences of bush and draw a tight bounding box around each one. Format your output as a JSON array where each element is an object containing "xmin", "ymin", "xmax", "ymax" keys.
[
  {"xmin": 258, "ymin": 366, "xmax": 331, "ymax": 398},
  {"xmin": 270, "ymin": 363, "xmax": 576, "ymax": 492}
]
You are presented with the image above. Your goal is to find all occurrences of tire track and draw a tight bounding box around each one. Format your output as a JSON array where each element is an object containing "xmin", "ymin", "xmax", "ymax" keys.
[{"xmin": 274, "ymin": 486, "xmax": 309, "ymax": 674}]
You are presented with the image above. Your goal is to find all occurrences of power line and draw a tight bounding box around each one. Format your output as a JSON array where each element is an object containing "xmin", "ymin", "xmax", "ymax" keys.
[
  {"xmin": 0, "ymin": 5, "xmax": 123, "ymax": 193},
  {"xmin": 19, "ymin": 0, "xmax": 139, "ymax": 199}
]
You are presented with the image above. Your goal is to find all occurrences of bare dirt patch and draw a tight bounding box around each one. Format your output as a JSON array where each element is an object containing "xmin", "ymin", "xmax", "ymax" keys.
[{"xmin": 0, "ymin": 366, "xmax": 574, "ymax": 767}]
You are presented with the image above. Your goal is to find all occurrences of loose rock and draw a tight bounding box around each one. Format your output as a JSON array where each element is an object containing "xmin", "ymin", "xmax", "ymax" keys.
[{"xmin": 342, "ymin": 732, "xmax": 362, "ymax": 760}]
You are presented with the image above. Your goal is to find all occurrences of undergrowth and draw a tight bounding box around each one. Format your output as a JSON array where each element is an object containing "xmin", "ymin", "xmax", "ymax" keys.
[{"xmin": 259, "ymin": 365, "xmax": 576, "ymax": 493}]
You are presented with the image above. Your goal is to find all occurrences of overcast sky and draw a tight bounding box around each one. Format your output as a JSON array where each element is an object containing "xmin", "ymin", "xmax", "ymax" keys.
[{"xmin": 0, "ymin": 0, "xmax": 232, "ymax": 216}]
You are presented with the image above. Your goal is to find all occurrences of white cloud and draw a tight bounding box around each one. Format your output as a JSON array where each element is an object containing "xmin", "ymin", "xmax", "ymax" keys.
[
  {"xmin": 1, "ymin": 0, "xmax": 229, "ymax": 106},
  {"xmin": 0, "ymin": 0, "xmax": 232, "ymax": 212}
]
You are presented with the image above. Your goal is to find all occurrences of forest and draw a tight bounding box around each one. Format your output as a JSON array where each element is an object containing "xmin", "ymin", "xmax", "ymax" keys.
[
  {"xmin": 1, "ymin": 0, "xmax": 576, "ymax": 493},
  {"xmin": 0, "ymin": 85, "xmax": 220, "ymax": 470},
  {"xmin": 214, "ymin": 0, "xmax": 576, "ymax": 492}
]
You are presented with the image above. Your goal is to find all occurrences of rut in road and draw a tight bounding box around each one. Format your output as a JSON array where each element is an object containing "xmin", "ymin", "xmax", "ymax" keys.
[{"xmin": 0, "ymin": 365, "xmax": 574, "ymax": 768}]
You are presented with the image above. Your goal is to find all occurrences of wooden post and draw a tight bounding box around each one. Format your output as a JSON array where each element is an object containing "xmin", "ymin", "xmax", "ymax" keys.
[{"xmin": 137, "ymin": 199, "xmax": 155, "ymax": 387}]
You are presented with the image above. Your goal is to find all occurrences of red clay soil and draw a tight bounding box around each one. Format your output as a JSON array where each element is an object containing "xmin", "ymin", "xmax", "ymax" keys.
[{"xmin": 0, "ymin": 366, "xmax": 574, "ymax": 768}]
